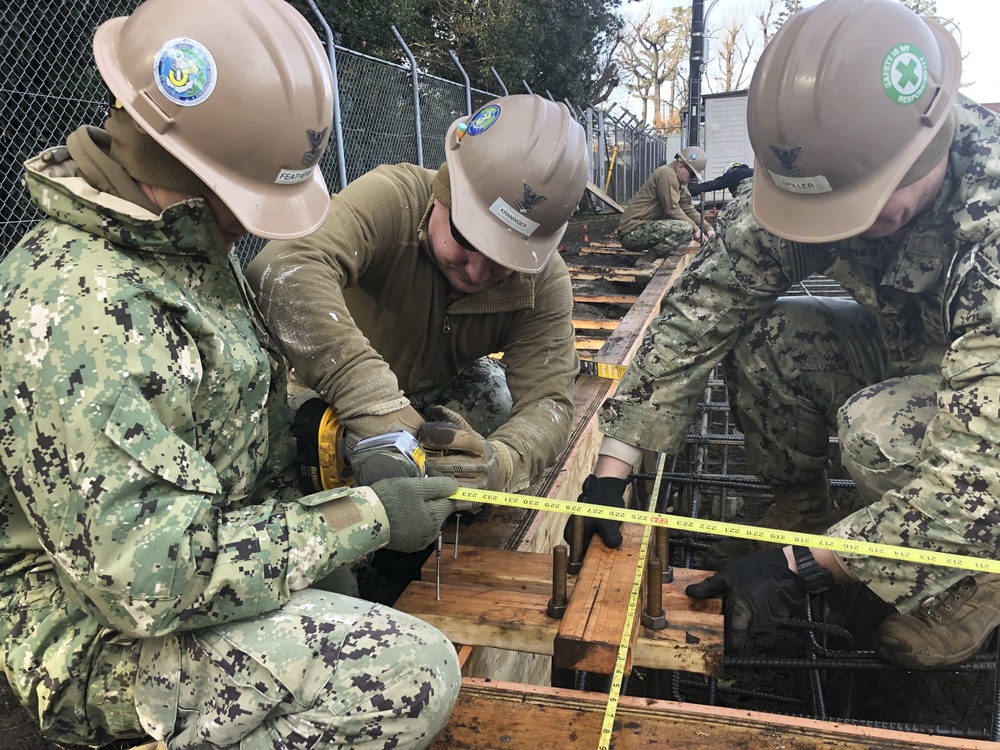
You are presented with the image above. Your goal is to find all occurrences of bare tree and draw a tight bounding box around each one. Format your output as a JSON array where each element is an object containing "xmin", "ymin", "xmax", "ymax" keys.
[
  {"xmin": 617, "ymin": 6, "xmax": 690, "ymax": 131},
  {"xmin": 705, "ymin": 11, "xmax": 756, "ymax": 93}
]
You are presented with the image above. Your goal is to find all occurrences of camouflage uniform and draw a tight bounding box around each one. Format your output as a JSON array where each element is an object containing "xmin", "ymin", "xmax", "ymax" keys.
[
  {"xmin": 618, "ymin": 162, "xmax": 700, "ymax": 257},
  {"xmin": 602, "ymin": 96, "xmax": 1000, "ymax": 613},
  {"xmin": 0, "ymin": 138, "xmax": 459, "ymax": 748}
]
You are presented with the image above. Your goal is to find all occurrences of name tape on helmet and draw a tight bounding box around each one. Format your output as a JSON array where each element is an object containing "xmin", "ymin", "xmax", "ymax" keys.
[
  {"xmin": 490, "ymin": 197, "xmax": 540, "ymax": 236},
  {"xmin": 768, "ymin": 171, "xmax": 833, "ymax": 194},
  {"xmin": 275, "ymin": 167, "xmax": 315, "ymax": 185},
  {"xmin": 449, "ymin": 486, "xmax": 1000, "ymax": 575}
]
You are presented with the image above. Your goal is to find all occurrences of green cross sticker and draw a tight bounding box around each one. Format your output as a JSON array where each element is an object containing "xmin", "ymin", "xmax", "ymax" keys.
[{"xmin": 881, "ymin": 44, "xmax": 928, "ymax": 105}]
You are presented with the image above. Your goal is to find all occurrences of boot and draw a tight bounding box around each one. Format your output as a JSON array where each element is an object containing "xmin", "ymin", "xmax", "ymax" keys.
[
  {"xmin": 702, "ymin": 472, "xmax": 843, "ymax": 571},
  {"xmin": 875, "ymin": 573, "xmax": 1000, "ymax": 668}
]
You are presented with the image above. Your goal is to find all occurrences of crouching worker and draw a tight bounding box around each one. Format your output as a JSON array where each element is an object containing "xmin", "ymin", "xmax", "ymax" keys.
[
  {"xmin": 246, "ymin": 95, "xmax": 589, "ymax": 496},
  {"xmin": 0, "ymin": 1, "xmax": 460, "ymax": 747}
]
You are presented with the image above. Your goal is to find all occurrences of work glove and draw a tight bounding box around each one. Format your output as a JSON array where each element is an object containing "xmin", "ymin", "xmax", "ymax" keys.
[
  {"xmin": 685, "ymin": 548, "xmax": 808, "ymax": 653},
  {"xmin": 369, "ymin": 476, "xmax": 459, "ymax": 553},
  {"xmin": 417, "ymin": 405, "xmax": 514, "ymax": 491},
  {"xmin": 563, "ymin": 474, "xmax": 628, "ymax": 555},
  {"xmin": 341, "ymin": 404, "xmax": 426, "ymax": 441}
]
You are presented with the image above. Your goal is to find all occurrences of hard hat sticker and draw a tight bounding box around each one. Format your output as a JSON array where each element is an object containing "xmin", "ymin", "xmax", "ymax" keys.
[
  {"xmin": 154, "ymin": 38, "xmax": 217, "ymax": 107},
  {"xmin": 768, "ymin": 170, "xmax": 832, "ymax": 194},
  {"xmin": 882, "ymin": 44, "xmax": 928, "ymax": 105},
  {"xmin": 490, "ymin": 197, "xmax": 540, "ymax": 236},
  {"xmin": 467, "ymin": 104, "xmax": 501, "ymax": 135}
]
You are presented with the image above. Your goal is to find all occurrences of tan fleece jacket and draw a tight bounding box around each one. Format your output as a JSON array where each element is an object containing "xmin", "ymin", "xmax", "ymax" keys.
[{"xmin": 246, "ymin": 163, "xmax": 579, "ymax": 491}]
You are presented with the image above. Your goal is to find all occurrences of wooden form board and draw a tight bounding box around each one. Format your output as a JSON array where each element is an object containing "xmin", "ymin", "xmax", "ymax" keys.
[
  {"xmin": 394, "ymin": 544, "xmax": 724, "ymax": 677},
  {"xmin": 455, "ymin": 254, "xmax": 692, "ymax": 688},
  {"xmin": 432, "ymin": 678, "xmax": 1000, "ymax": 750}
]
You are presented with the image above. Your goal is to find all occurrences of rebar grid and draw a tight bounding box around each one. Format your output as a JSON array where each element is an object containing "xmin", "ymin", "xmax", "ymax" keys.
[{"xmin": 614, "ymin": 275, "xmax": 1000, "ymax": 742}]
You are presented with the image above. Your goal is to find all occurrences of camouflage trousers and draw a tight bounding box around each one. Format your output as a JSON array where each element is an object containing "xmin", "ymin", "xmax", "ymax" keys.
[
  {"xmin": 409, "ymin": 356, "xmax": 512, "ymax": 438},
  {"xmin": 89, "ymin": 589, "xmax": 460, "ymax": 749},
  {"xmin": 724, "ymin": 296, "xmax": 970, "ymax": 613},
  {"xmin": 618, "ymin": 220, "xmax": 693, "ymax": 257}
]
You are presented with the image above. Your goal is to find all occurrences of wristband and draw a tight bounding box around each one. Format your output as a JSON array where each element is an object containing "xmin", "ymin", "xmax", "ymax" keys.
[{"xmin": 792, "ymin": 546, "xmax": 834, "ymax": 594}]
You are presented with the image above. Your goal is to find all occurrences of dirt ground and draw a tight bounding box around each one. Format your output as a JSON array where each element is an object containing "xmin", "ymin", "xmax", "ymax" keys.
[{"xmin": 3, "ymin": 207, "xmax": 997, "ymax": 747}]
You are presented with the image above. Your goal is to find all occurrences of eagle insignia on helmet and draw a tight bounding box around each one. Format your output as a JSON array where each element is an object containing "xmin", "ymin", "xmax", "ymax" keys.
[
  {"xmin": 302, "ymin": 127, "xmax": 329, "ymax": 167},
  {"xmin": 516, "ymin": 183, "xmax": 547, "ymax": 215},
  {"xmin": 770, "ymin": 145, "xmax": 803, "ymax": 175}
]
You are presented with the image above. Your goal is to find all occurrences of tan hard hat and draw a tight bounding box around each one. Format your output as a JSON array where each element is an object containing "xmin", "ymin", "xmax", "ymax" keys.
[
  {"xmin": 93, "ymin": 0, "xmax": 335, "ymax": 240},
  {"xmin": 445, "ymin": 94, "xmax": 589, "ymax": 273},
  {"xmin": 748, "ymin": 0, "xmax": 961, "ymax": 243},
  {"xmin": 677, "ymin": 146, "xmax": 707, "ymax": 178}
]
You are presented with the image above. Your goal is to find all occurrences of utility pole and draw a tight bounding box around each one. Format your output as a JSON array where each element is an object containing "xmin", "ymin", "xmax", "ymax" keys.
[{"xmin": 687, "ymin": 0, "xmax": 704, "ymax": 147}]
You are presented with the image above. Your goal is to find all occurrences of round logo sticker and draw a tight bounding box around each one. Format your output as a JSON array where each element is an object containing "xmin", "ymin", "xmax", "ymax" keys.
[
  {"xmin": 154, "ymin": 38, "xmax": 217, "ymax": 107},
  {"xmin": 881, "ymin": 44, "xmax": 928, "ymax": 105},
  {"xmin": 467, "ymin": 104, "xmax": 501, "ymax": 135}
]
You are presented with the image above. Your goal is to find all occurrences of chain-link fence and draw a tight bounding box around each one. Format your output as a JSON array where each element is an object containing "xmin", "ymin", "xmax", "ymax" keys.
[{"xmin": 1, "ymin": 0, "xmax": 669, "ymax": 265}]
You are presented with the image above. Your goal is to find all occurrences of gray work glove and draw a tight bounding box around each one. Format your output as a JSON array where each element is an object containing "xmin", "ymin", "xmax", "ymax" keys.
[
  {"xmin": 369, "ymin": 476, "xmax": 459, "ymax": 552},
  {"xmin": 417, "ymin": 405, "xmax": 514, "ymax": 490}
]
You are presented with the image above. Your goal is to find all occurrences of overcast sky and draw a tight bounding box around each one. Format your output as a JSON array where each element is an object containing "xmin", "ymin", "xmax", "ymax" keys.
[{"xmin": 632, "ymin": 0, "xmax": 1000, "ymax": 105}]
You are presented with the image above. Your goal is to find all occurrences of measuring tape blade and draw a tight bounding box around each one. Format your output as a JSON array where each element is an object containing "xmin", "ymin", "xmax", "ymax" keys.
[
  {"xmin": 579, "ymin": 360, "xmax": 628, "ymax": 381},
  {"xmin": 451, "ymin": 486, "xmax": 1000, "ymax": 575},
  {"xmin": 596, "ymin": 453, "xmax": 667, "ymax": 750}
]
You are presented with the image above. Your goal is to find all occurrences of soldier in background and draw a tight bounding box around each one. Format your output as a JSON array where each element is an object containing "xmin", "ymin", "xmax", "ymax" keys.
[
  {"xmin": 0, "ymin": 0, "xmax": 460, "ymax": 747},
  {"xmin": 616, "ymin": 146, "xmax": 717, "ymax": 265},
  {"xmin": 688, "ymin": 161, "xmax": 755, "ymax": 199},
  {"xmin": 572, "ymin": 0, "xmax": 1000, "ymax": 669}
]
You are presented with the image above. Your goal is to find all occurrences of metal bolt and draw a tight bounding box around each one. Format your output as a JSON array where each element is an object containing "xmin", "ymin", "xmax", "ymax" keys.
[
  {"xmin": 655, "ymin": 525, "xmax": 674, "ymax": 583},
  {"xmin": 641, "ymin": 557, "xmax": 667, "ymax": 630},
  {"xmin": 547, "ymin": 544, "xmax": 569, "ymax": 619},
  {"xmin": 568, "ymin": 515, "xmax": 584, "ymax": 574}
]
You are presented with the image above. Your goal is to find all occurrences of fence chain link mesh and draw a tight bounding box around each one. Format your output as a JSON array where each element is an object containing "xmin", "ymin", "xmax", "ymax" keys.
[{"xmin": 1, "ymin": 0, "xmax": 666, "ymax": 267}]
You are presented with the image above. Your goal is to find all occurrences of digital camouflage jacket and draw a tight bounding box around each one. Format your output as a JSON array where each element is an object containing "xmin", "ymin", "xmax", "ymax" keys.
[
  {"xmin": 602, "ymin": 95, "xmax": 1000, "ymax": 583},
  {"xmin": 0, "ymin": 144, "xmax": 389, "ymax": 738}
]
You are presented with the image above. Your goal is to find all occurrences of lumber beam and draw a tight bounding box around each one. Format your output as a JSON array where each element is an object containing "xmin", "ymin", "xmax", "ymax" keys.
[
  {"xmin": 432, "ymin": 678, "xmax": 1000, "ymax": 750},
  {"xmin": 394, "ymin": 545, "xmax": 723, "ymax": 676}
]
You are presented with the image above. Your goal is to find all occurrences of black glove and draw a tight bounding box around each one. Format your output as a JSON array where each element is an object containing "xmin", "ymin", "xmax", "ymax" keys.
[
  {"xmin": 685, "ymin": 548, "xmax": 808, "ymax": 652},
  {"xmin": 563, "ymin": 474, "xmax": 628, "ymax": 555}
]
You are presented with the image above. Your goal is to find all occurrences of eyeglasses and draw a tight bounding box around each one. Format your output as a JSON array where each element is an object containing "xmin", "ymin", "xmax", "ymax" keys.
[{"xmin": 449, "ymin": 213, "xmax": 478, "ymax": 253}]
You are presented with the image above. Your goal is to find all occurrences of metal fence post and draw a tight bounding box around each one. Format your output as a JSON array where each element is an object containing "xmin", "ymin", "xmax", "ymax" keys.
[
  {"xmin": 391, "ymin": 25, "xmax": 423, "ymax": 167},
  {"xmin": 597, "ymin": 108, "xmax": 608, "ymax": 198},
  {"xmin": 304, "ymin": 0, "xmax": 347, "ymax": 191},
  {"xmin": 490, "ymin": 67, "xmax": 509, "ymax": 96},
  {"xmin": 448, "ymin": 50, "xmax": 473, "ymax": 115},
  {"xmin": 522, "ymin": 79, "xmax": 533, "ymax": 94}
]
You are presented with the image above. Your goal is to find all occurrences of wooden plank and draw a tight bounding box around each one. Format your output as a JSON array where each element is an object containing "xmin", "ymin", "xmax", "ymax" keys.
[
  {"xmin": 573, "ymin": 339, "xmax": 605, "ymax": 351},
  {"xmin": 417, "ymin": 545, "xmax": 563, "ymax": 597},
  {"xmin": 570, "ymin": 271, "xmax": 646, "ymax": 283},
  {"xmin": 565, "ymin": 265, "xmax": 653, "ymax": 277},
  {"xmin": 432, "ymin": 679, "xmax": 1000, "ymax": 750},
  {"xmin": 580, "ymin": 246, "xmax": 643, "ymax": 256},
  {"xmin": 397, "ymin": 547, "xmax": 723, "ymax": 676},
  {"xmin": 573, "ymin": 294, "xmax": 638, "ymax": 304},
  {"xmin": 554, "ymin": 522, "xmax": 645, "ymax": 675},
  {"xmin": 572, "ymin": 319, "xmax": 619, "ymax": 331},
  {"xmin": 585, "ymin": 180, "xmax": 624, "ymax": 213}
]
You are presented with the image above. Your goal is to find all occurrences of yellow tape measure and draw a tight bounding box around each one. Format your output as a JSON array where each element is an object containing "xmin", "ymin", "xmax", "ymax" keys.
[
  {"xmin": 579, "ymin": 360, "xmax": 628, "ymax": 381},
  {"xmin": 451, "ymin": 486, "xmax": 1000, "ymax": 575},
  {"xmin": 451, "ymin": 478, "xmax": 1000, "ymax": 750}
]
